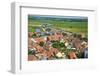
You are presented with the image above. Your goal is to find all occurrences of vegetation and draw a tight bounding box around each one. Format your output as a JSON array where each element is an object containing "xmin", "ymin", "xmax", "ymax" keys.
[
  {"xmin": 28, "ymin": 16, "xmax": 88, "ymax": 36},
  {"xmin": 39, "ymin": 42, "xmax": 45, "ymax": 47}
]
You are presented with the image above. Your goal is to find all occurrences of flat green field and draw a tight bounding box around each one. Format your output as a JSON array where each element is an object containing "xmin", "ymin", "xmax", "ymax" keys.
[{"xmin": 28, "ymin": 17, "xmax": 88, "ymax": 36}]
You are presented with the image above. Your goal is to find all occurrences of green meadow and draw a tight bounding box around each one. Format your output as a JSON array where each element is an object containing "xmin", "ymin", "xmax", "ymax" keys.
[{"xmin": 28, "ymin": 16, "xmax": 88, "ymax": 36}]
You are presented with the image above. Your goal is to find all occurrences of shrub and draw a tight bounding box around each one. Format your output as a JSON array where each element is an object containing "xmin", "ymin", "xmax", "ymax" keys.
[
  {"xmin": 39, "ymin": 41, "xmax": 44, "ymax": 47},
  {"xmin": 52, "ymin": 41, "xmax": 59, "ymax": 48},
  {"xmin": 59, "ymin": 42, "xmax": 65, "ymax": 47}
]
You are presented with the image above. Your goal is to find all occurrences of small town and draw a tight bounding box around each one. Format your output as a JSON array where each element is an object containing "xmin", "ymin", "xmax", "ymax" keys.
[{"xmin": 28, "ymin": 23, "xmax": 88, "ymax": 61}]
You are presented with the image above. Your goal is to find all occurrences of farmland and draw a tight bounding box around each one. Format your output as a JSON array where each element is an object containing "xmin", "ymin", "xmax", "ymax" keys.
[{"xmin": 28, "ymin": 16, "xmax": 88, "ymax": 36}]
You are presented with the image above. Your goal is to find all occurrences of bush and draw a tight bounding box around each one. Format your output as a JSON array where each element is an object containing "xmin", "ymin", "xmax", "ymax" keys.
[
  {"xmin": 28, "ymin": 51, "xmax": 33, "ymax": 55},
  {"xmin": 39, "ymin": 41, "xmax": 44, "ymax": 47},
  {"xmin": 52, "ymin": 41, "xmax": 66, "ymax": 52},
  {"xmin": 59, "ymin": 42, "xmax": 65, "ymax": 47},
  {"xmin": 60, "ymin": 47, "xmax": 66, "ymax": 52},
  {"xmin": 52, "ymin": 41, "xmax": 59, "ymax": 48}
]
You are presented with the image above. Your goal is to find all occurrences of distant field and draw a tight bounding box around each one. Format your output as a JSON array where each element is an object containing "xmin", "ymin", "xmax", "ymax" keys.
[{"xmin": 28, "ymin": 18, "xmax": 88, "ymax": 36}]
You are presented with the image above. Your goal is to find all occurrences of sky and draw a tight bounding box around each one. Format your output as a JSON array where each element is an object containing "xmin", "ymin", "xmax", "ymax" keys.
[{"xmin": 28, "ymin": 14, "xmax": 88, "ymax": 19}]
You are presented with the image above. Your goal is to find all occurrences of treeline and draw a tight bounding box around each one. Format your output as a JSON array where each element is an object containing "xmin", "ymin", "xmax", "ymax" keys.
[{"xmin": 28, "ymin": 16, "xmax": 88, "ymax": 22}]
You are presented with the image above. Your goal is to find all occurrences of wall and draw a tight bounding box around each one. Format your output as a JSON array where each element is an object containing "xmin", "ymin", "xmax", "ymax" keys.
[{"xmin": 0, "ymin": 0, "xmax": 100, "ymax": 76}]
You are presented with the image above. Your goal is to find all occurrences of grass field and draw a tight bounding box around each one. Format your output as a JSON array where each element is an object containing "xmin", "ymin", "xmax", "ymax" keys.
[{"xmin": 28, "ymin": 16, "xmax": 88, "ymax": 36}]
